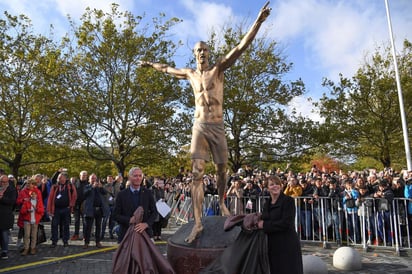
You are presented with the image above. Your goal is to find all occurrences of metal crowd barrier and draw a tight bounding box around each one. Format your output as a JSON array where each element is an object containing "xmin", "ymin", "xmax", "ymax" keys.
[{"xmin": 167, "ymin": 192, "xmax": 412, "ymax": 254}]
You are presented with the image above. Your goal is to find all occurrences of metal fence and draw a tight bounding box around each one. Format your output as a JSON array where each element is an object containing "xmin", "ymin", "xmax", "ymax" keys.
[{"xmin": 165, "ymin": 193, "xmax": 412, "ymax": 254}]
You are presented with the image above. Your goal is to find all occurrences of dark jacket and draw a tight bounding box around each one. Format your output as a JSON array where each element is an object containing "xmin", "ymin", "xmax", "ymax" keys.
[
  {"xmin": 113, "ymin": 186, "xmax": 157, "ymax": 239},
  {"xmin": 262, "ymin": 192, "xmax": 303, "ymax": 274},
  {"xmin": 83, "ymin": 184, "xmax": 109, "ymax": 218},
  {"xmin": 75, "ymin": 179, "xmax": 89, "ymax": 205},
  {"xmin": 0, "ymin": 184, "xmax": 17, "ymax": 230}
]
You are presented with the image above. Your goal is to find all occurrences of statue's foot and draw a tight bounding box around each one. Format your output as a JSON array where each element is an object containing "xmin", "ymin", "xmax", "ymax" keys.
[
  {"xmin": 184, "ymin": 224, "xmax": 203, "ymax": 243},
  {"xmin": 220, "ymin": 203, "xmax": 231, "ymax": 216}
]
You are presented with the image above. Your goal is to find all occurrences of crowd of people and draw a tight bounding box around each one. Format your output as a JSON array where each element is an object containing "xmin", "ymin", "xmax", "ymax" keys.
[
  {"xmin": 189, "ymin": 165, "xmax": 412, "ymax": 247},
  {"xmin": 1, "ymin": 164, "xmax": 412, "ymax": 268},
  {"xmin": 0, "ymin": 167, "xmax": 172, "ymax": 260}
]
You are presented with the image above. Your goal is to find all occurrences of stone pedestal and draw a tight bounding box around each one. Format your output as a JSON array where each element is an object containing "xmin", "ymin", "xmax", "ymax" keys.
[{"xmin": 167, "ymin": 216, "xmax": 240, "ymax": 274}]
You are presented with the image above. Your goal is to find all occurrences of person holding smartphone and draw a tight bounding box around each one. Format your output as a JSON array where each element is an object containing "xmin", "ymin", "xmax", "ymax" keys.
[{"xmin": 82, "ymin": 174, "xmax": 109, "ymax": 248}]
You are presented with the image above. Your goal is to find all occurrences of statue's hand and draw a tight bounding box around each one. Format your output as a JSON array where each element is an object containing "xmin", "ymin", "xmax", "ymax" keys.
[{"xmin": 258, "ymin": 1, "xmax": 271, "ymax": 22}]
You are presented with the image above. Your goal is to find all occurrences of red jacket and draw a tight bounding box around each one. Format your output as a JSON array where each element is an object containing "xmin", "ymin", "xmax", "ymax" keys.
[
  {"xmin": 47, "ymin": 183, "xmax": 77, "ymax": 215},
  {"xmin": 17, "ymin": 187, "xmax": 43, "ymax": 206},
  {"xmin": 20, "ymin": 198, "xmax": 44, "ymax": 224},
  {"xmin": 17, "ymin": 187, "xmax": 43, "ymax": 228}
]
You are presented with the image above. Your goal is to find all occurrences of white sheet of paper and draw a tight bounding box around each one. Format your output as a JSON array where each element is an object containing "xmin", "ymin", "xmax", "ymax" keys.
[{"xmin": 156, "ymin": 200, "xmax": 171, "ymax": 218}]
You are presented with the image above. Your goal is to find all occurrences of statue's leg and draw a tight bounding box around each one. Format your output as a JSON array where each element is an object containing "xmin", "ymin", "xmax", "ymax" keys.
[
  {"xmin": 216, "ymin": 163, "xmax": 230, "ymax": 216},
  {"xmin": 185, "ymin": 159, "xmax": 205, "ymax": 243}
]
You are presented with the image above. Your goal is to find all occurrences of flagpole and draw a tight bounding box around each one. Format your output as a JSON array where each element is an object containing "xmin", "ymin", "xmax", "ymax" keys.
[{"xmin": 384, "ymin": 0, "xmax": 412, "ymax": 170}]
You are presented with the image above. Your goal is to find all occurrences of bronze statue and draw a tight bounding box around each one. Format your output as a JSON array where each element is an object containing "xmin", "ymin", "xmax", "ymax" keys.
[{"xmin": 141, "ymin": 1, "xmax": 271, "ymax": 243}]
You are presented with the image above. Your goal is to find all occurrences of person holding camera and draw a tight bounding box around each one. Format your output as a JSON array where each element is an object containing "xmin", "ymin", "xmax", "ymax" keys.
[
  {"xmin": 284, "ymin": 176, "xmax": 302, "ymax": 198},
  {"xmin": 357, "ymin": 185, "xmax": 375, "ymax": 245},
  {"xmin": 373, "ymin": 179, "xmax": 394, "ymax": 245},
  {"xmin": 226, "ymin": 178, "xmax": 244, "ymax": 215},
  {"xmin": 343, "ymin": 180, "xmax": 360, "ymax": 243},
  {"xmin": 82, "ymin": 173, "xmax": 109, "ymax": 248},
  {"xmin": 101, "ymin": 174, "xmax": 120, "ymax": 240}
]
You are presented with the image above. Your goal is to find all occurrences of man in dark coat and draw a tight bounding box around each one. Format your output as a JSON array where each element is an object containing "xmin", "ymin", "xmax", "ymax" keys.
[
  {"xmin": 113, "ymin": 167, "xmax": 157, "ymax": 243},
  {"xmin": 82, "ymin": 173, "xmax": 109, "ymax": 248},
  {"xmin": 71, "ymin": 170, "xmax": 88, "ymax": 241},
  {"xmin": 112, "ymin": 206, "xmax": 175, "ymax": 274}
]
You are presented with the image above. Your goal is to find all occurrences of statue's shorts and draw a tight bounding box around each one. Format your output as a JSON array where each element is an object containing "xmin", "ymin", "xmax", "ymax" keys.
[{"xmin": 190, "ymin": 121, "xmax": 228, "ymax": 164}]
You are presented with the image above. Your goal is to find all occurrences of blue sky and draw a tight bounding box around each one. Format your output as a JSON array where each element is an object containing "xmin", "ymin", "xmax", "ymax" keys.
[{"xmin": 1, "ymin": 0, "xmax": 411, "ymax": 120}]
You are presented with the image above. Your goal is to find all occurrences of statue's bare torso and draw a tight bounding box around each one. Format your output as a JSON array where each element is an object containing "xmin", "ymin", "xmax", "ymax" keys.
[
  {"xmin": 142, "ymin": 1, "xmax": 271, "ymax": 243},
  {"xmin": 187, "ymin": 67, "xmax": 224, "ymax": 123}
]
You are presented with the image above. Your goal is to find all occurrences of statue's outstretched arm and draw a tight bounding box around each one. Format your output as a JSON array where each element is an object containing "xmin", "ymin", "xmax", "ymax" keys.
[
  {"xmin": 219, "ymin": 1, "xmax": 271, "ymax": 70},
  {"xmin": 139, "ymin": 60, "xmax": 188, "ymax": 79}
]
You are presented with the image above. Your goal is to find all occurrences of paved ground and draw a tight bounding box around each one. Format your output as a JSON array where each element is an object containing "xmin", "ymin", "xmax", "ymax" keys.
[{"xmin": 1, "ymin": 220, "xmax": 412, "ymax": 274}]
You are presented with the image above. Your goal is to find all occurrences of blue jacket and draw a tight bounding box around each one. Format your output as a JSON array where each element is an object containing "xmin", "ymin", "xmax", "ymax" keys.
[
  {"xmin": 343, "ymin": 188, "xmax": 359, "ymax": 213},
  {"xmin": 404, "ymin": 184, "xmax": 412, "ymax": 214}
]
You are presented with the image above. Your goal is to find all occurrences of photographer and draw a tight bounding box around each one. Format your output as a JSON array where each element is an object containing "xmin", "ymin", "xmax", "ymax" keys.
[
  {"xmin": 82, "ymin": 174, "xmax": 108, "ymax": 248},
  {"xmin": 226, "ymin": 178, "xmax": 244, "ymax": 215},
  {"xmin": 343, "ymin": 180, "xmax": 360, "ymax": 243},
  {"xmin": 357, "ymin": 185, "xmax": 375, "ymax": 245},
  {"xmin": 373, "ymin": 179, "xmax": 394, "ymax": 245},
  {"xmin": 284, "ymin": 177, "xmax": 302, "ymax": 198}
]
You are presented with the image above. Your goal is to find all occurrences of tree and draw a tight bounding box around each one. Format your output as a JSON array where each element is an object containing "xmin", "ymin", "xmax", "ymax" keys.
[
  {"xmin": 0, "ymin": 12, "xmax": 67, "ymax": 177},
  {"xmin": 59, "ymin": 4, "xmax": 184, "ymax": 175},
  {"xmin": 316, "ymin": 40, "xmax": 412, "ymax": 168}
]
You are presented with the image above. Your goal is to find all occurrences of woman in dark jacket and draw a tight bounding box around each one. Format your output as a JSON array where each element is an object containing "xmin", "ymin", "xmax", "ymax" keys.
[
  {"xmin": 258, "ymin": 175, "xmax": 303, "ymax": 274},
  {"xmin": 202, "ymin": 175, "xmax": 302, "ymax": 274},
  {"xmin": 0, "ymin": 175, "xmax": 17, "ymax": 259}
]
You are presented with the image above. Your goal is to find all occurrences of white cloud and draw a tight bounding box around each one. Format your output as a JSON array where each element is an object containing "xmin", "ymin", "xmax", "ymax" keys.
[
  {"xmin": 270, "ymin": 0, "xmax": 412, "ymax": 84},
  {"xmin": 176, "ymin": 0, "xmax": 239, "ymax": 44},
  {"xmin": 288, "ymin": 95, "xmax": 323, "ymax": 122},
  {"xmin": 0, "ymin": 0, "xmax": 134, "ymax": 37},
  {"xmin": 54, "ymin": 0, "xmax": 134, "ymax": 19}
]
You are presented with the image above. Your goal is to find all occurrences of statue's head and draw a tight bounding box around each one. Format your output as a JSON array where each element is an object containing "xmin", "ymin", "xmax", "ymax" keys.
[{"xmin": 193, "ymin": 41, "xmax": 209, "ymax": 65}]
